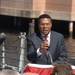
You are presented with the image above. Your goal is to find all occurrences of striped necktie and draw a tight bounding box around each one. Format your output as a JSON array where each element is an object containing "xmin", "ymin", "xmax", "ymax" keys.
[
  {"xmin": 45, "ymin": 35, "xmax": 49, "ymax": 56},
  {"xmin": 45, "ymin": 35, "xmax": 53, "ymax": 64}
]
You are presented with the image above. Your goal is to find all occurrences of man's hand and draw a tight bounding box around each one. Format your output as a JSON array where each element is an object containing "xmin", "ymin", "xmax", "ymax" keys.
[{"xmin": 39, "ymin": 40, "xmax": 49, "ymax": 52}]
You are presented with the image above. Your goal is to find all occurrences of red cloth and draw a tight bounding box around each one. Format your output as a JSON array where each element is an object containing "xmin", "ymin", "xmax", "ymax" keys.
[
  {"xmin": 23, "ymin": 63, "xmax": 75, "ymax": 75},
  {"xmin": 23, "ymin": 63, "xmax": 53, "ymax": 75},
  {"xmin": 23, "ymin": 66, "xmax": 53, "ymax": 75},
  {"xmin": 73, "ymin": 69, "xmax": 75, "ymax": 74}
]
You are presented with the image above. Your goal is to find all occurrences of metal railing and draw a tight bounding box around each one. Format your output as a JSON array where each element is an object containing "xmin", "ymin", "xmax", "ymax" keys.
[{"xmin": 0, "ymin": 32, "xmax": 29, "ymax": 72}]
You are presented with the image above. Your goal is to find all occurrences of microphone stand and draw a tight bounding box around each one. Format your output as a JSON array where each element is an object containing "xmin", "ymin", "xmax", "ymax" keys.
[{"xmin": 46, "ymin": 46, "xmax": 53, "ymax": 64}]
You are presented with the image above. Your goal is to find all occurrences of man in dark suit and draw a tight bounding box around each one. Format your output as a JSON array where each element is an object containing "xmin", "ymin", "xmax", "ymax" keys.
[{"xmin": 27, "ymin": 14, "xmax": 67, "ymax": 65}]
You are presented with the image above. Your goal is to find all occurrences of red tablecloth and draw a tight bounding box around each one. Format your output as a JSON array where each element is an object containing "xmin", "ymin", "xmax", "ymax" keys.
[{"xmin": 23, "ymin": 63, "xmax": 75, "ymax": 75}]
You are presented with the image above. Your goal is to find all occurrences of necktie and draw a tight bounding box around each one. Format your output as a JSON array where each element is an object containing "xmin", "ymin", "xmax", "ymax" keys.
[
  {"xmin": 45, "ymin": 36, "xmax": 49, "ymax": 56},
  {"xmin": 45, "ymin": 35, "xmax": 53, "ymax": 64}
]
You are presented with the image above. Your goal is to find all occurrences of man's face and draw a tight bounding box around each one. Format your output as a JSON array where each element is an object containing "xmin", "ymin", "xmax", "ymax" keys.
[{"xmin": 38, "ymin": 18, "xmax": 52, "ymax": 35}]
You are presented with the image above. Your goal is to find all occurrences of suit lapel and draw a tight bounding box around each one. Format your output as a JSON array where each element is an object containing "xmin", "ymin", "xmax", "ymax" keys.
[
  {"xmin": 36, "ymin": 33, "xmax": 43, "ymax": 45},
  {"xmin": 49, "ymin": 31, "xmax": 55, "ymax": 49}
]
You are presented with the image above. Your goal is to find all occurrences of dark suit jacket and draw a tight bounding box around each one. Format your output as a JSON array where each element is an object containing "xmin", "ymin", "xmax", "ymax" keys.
[{"xmin": 27, "ymin": 31, "xmax": 67, "ymax": 64}]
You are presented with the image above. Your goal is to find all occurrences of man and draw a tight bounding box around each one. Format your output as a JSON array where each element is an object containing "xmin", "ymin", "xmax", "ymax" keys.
[{"xmin": 27, "ymin": 14, "xmax": 67, "ymax": 65}]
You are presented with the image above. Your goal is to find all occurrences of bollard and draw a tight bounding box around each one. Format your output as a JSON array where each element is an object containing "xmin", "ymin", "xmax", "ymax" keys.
[
  {"xmin": 2, "ymin": 42, "xmax": 5, "ymax": 69},
  {"xmin": 1, "ymin": 33, "xmax": 6, "ymax": 69},
  {"xmin": 19, "ymin": 32, "xmax": 26, "ymax": 71}
]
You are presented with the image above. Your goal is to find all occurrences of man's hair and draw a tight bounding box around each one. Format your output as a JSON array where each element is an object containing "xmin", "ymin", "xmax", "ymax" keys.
[
  {"xmin": 38, "ymin": 14, "xmax": 52, "ymax": 23},
  {"xmin": 51, "ymin": 63, "xmax": 73, "ymax": 75}
]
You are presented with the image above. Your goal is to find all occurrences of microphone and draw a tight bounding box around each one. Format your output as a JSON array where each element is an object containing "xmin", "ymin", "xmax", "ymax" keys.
[
  {"xmin": 42, "ymin": 35, "xmax": 53, "ymax": 63},
  {"xmin": 42, "ymin": 34, "xmax": 49, "ymax": 51}
]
